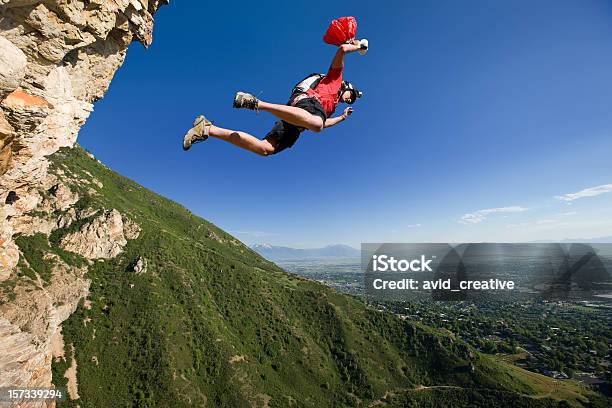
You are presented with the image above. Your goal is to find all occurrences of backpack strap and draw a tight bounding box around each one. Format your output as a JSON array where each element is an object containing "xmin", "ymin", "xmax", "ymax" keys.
[{"xmin": 291, "ymin": 73, "xmax": 325, "ymax": 95}]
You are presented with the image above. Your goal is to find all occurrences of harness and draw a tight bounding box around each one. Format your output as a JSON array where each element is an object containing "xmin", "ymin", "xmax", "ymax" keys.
[
  {"xmin": 289, "ymin": 73, "xmax": 363, "ymax": 105},
  {"xmin": 290, "ymin": 73, "xmax": 325, "ymax": 102}
]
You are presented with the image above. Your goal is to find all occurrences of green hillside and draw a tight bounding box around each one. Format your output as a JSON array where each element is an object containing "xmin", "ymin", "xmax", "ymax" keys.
[{"xmin": 16, "ymin": 147, "xmax": 603, "ymax": 407}]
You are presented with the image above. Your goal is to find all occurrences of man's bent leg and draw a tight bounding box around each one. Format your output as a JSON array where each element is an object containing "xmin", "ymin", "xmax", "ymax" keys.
[
  {"xmin": 209, "ymin": 125, "xmax": 275, "ymax": 156},
  {"xmin": 258, "ymin": 101, "xmax": 324, "ymax": 132}
]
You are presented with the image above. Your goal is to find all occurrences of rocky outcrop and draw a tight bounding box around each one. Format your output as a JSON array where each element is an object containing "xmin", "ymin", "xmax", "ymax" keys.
[
  {"xmin": 0, "ymin": 0, "xmax": 166, "ymax": 398},
  {"xmin": 0, "ymin": 255, "xmax": 89, "ymax": 394},
  {"xmin": 131, "ymin": 256, "xmax": 148, "ymax": 274},
  {"xmin": 11, "ymin": 181, "xmax": 80, "ymax": 236},
  {"xmin": 60, "ymin": 209, "xmax": 140, "ymax": 259}
]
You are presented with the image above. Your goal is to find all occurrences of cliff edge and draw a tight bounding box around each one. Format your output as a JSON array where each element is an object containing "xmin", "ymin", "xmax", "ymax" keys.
[{"xmin": 0, "ymin": 0, "xmax": 166, "ymax": 395}]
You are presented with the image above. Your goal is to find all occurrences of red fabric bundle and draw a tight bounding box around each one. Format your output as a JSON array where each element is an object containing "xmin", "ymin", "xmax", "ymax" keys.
[{"xmin": 323, "ymin": 16, "xmax": 357, "ymax": 45}]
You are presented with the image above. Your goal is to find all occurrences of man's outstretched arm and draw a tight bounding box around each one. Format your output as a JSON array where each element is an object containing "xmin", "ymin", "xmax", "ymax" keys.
[
  {"xmin": 330, "ymin": 40, "xmax": 363, "ymax": 69},
  {"xmin": 324, "ymin": 107, "xmax": 353, "ymax": 128}
]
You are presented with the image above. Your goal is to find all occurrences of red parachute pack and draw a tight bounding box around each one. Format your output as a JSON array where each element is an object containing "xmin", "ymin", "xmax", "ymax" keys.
[{"xmin": 323, "ymin": 16, "xmax": 357, "ymax": 46}]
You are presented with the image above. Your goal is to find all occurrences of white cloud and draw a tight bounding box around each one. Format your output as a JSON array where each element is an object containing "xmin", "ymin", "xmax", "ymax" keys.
[
  {"xmin": 555, "ymin": 184, "xmax": 612, "ymax": 202},
  {"xmin": 406, "ymin": 223, "xmax": 422, "ymax": 228},
  {"xmin": 460, "ymin": 206, "xmax": 528, "ymax": 224}
]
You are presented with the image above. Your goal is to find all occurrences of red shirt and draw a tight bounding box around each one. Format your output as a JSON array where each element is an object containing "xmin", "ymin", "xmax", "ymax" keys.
[{"xmin": 306, "ymin": 66, "xmax": 343, "ymax": 117}]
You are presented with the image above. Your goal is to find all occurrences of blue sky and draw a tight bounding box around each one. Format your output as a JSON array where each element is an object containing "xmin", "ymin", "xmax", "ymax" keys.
[{"xmin": 79, "ymin": 0, "xmax": 612, "ymax": 248}]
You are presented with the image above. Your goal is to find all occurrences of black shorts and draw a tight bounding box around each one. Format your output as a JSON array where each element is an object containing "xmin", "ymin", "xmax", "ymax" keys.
[{"xmin": 264, "ymin": 97, "xmax": 327, "ymax": 154}]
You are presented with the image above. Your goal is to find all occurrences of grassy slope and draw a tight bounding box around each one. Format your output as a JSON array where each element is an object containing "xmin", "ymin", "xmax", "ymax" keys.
[{"xmin": 15, "ymin": 146, "xmax": 599, "ymax": 407}]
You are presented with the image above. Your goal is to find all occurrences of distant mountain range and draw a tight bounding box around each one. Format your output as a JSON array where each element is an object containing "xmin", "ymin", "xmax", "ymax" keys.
[
  {"xmin": 251, "ymin": 244, "xmax": 360, "ymax": 260},
  {"xmin": 251, "ymin": 238, "xmax": 612, "ymax": 261}
]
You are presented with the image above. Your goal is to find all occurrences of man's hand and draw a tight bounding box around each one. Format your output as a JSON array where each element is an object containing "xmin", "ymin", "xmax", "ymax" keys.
[
  {"xmin": 324, "ymin": 108, "xmax": 354, "ymax": 129},
  {"xmin": 333, "ymin": 39, "xmax": 364, "ymax": 68},
  {"xmin": 340, "ymin": 41, "xmax": 362, "ymax": 54},
  {"xmin": 342, "ymin": 107, "xmax": 354, "ymax": 119}
]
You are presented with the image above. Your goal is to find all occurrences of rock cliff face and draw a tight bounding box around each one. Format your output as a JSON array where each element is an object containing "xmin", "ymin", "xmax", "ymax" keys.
[
  {"xmin": 0, "ymin": 0, "xmax": 165, "ymax": 398},
  {"xmin": 60, "ymin": 208, "xmax": 141, "ymax": 259}
]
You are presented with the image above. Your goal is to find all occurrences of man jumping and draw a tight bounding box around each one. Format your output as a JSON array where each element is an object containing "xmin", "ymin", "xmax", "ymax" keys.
[{"xmin": 182, "ymin": 39, "xmax": 366, "ymax": 156}]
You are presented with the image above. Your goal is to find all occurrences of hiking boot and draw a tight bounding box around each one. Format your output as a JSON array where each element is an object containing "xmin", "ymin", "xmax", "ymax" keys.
[
  {"xmin": 182, "ymin": 115, "xmax": 211, "ymax": 151},
  {"xmin": 233, "ymin": 91, "xmax": 259, "ymax": 110}
]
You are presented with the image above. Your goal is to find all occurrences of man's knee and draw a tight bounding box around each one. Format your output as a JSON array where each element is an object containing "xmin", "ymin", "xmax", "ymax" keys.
[
  {"xmin": 257, "ymin": 145, "xmax": 276, "ymax": 156},
  {"xmin": 308, "ymin": 116, "xmax": 324, "ymax": 133}
]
